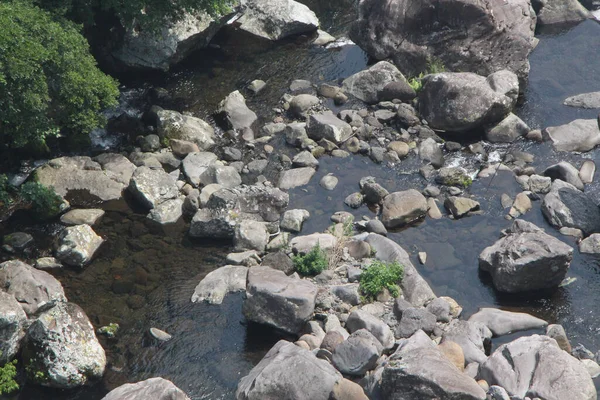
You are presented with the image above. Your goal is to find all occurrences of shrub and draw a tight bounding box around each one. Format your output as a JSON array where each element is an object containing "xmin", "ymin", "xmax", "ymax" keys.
[
  {"xmin": 19, "ymin": 181, "xmax": 63, "ymax": 219},
  {"xmin": 359, "ymin": 260, "xmax": 404, "ymax": 301},
  {"xmin": 0, "ymin": 357, "xmax": 19, "ymax": 395},
  {"xmin": 407, "ymin": 57, "xmax": 446, "ymax": 93},
  {"xmin": 293, "ymin": 243, "xmax": 328, "ymax": 276}
]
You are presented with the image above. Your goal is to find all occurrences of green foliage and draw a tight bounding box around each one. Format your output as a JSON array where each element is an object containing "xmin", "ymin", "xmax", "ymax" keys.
[
  {"xmin": 359, "ymin": 260, "xmax": 404, "ymax": 301},
  {"xmin": 0, "ymin": 175, "xmax": 12, "ymax": 209},
  {"xmin": 0, "ymin": 358, "xmax": 19, "ymax": 395},
  {"xmin": 36, "ymin": 0, "xmax": 234, "ymax": 31},
  {"xmin": 0, "ymin": 1, "xmax": 119, "ymax": 150},
  {"xmin": 407, "ymin": 57, "xmax": 446, "ymax": 94},
  {"xmin": 293, "ymin": 243, "xmax": 328, "ymax": 276},
  {"xmin": 97, "ymin": 322, "xmax": 120, "ymax": 338},
  {"xmin": 0, "ymin": 174, "xmax": 62, "ymax": 220}
]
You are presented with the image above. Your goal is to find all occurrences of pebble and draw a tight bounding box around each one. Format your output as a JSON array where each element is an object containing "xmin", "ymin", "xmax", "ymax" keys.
[
  {"xmin": 418, "ymin": 252, "xmax": 427, "ymax": 264},
  {"xmin": 149, "ymin": 327, "xmax": 172, "ymax": 342}
]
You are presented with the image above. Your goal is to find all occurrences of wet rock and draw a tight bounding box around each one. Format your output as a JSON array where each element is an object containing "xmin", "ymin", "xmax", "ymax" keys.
[
  {"xmin": 485, "ymin": 113, "xmax": 530, "ymax": 143},
  {"xmin": 244, "ymin": 267, "xmax": 317, "ymax": 333},
  {"xmin": 350, "ymin": 0, "xmax": 535, "ymax": 80},
  {"xmin": 342, "ymin": 61, "xmax": 406, "ymax": 104},
  {"xmin": 508, "ymin": 192, "xmax": 532, "ymax": 218},
  {"xmin": 426, "ymin": 297, "xmax": 451, "ymax": 323},
  {"xmin": 101, "ymin": 377, "xmax": 191, "ymax": 400},
  {"xmin": 544, "ymin": 161, "xmax": 584, "ymax": 190},
  {"xmin": 366, "ymin": 234, "xmax": 436, "ymax": 307},
  {"xmin": 382, "ymin": 331, "xmax": 486, "ymax": 400},
  {"xmin": 542, "ymin": 181, "xmax": 600, "ymax": 236},
  {"xmin": 129, "ymin": 166, "xmax": 178, "ymax": 209},
  {"xmin": 292, "ymin": 151, "xmax": 319, "ymax": 168},
  {"xmin": 396, "ymin": 307, "xmax": 437, "ymax": 338},
  {"xmin": 236, "ymin": 340, "xmax": 341, "ymax": 400},
  {"xmin": 346, "ymin": 310, "xmax": 395, "ymax": 351},
  {"xmin": 333, "ymin": 329, "xmax": 382, "ymax": 376},
  {"xmin": 468, "ymin": 308, "xmax": 547, "ymax": 336},
  {"xmin": 60, "ymin": 209, "xmax": 105, "ymax": 226},
  {"xmin": 546, "ymin": 324, "xmax": 572, "ymax": 352},
  {"xmin": 479, "ymin": 335, "xmax": 596, "ymax": 400},
  {"xmin": 22, "ymin": 302, "xmax": 105, "ymax": 388},
  {"xmin": 149, "ymin": 327, "xmax": 172, "ymax": 342},
  {"xmin": 572, "ymin": 344, "xmax": 595, "ymax": 360},
  {"xmin": 289, "ymin": 94, "xmax": 320, "ymax": 118},
  {"xmin": 34, "ymin": 155, "xmax": 134, "ymax": 204},
  {"xmin": 362, "ymin": 181, "xmax": 389, "ymax": 204},
  {"xmin": 479, "ymin": 220, "xmax": 573, "ymax": 293},
  {"xmin": 278, "ymin": 167, "xmax": 316, "ymax": 189},
  {"xmin": 157, "ymin": 110, "xmax": 215, "ymax": 150},
  {"xmin": 2, "ymin": 232, "xmax": 33, "ymax": 252},
  {"xmin": 314, "ymin": 30, "xmax": 336, "ymax": 46},
  {"xmin": 307, "ymin": 112, "xmax": 353, "ymax": 144},
  {"xmin": 418, "ymin": 138, "xmax": 444, "ymax": 168},
  {"xmin": 191, "ymin": 265, "xmax": 248, "ymax": 305},
  {"xmin": 55, "ymin": 224, "xmax": 104, "ymax": 267},
  {"xmin": 419, "ymin": 71, "xmax": 518, "ymax": 132},
  {"xmin": 280, "ymin": 209, "xmax": 310, "ymax": 232},
  {"xmin": 444, "ymin": 196, "xmax": 480, "ymax": 218},
  {"xmin": 442, "ymin": 320, "xmax": 492, "ymax": 365},
  {"xmin": 0, "ymin": 291, "xmax": 27, "ymax": 364},
  {"xmin": 147, "ymin": 198, "xmax": 183, "ymax": 224},
  {"xmin": 237, "ymin": 0, "xmax": 319, "ymax": 41},
  {"xmin": 545, "ymin": 119, "xmax": 600, "ymax": 152},
  {"xmin": 435, "ymin": 167, "xmax": 473, "ymax": 187},
  {"xmin": 381, "ymin": 190, "xmax": 428, "ymax": 228},
  {"xmin": 319, "ymin": 174, "xmax": 338, "ymax": 190},
  {"xmin": 248, "ymin": 79, "xmax": 266, "ymax": 94},
  {"xmin": 564, "ymin": 91, "xmax": 600, "ymax": 109},
  {"xmin": 234, "ymin": 220, "xmax": 269, "ymax": 252},
  {"xmin": 378, "ymin": 80, "xmax": 416, "ymax": 102},
  {"xmin": 538, "ymin": 0, "xmax": 591, "ymax": 26},
  {"xmin": 285, "ymin": 123, "xmax": 309, "ymax": 146},
  {"xmin": 427, "ymin": 198, "xmax": 443, "ymax": 219}
]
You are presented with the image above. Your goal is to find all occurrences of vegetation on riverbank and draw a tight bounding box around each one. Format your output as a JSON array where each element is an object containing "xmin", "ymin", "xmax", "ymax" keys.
[
  {"xmin": 359, "ymin": 260, "xmax": 404, "ymax": 301},
  {"xmin": 0, "ymin": 174, "xmax": 63, "ymax": 220},
  {"xmin": 0, "ymin": 355, "xmax": 18, "ymax": 395}
]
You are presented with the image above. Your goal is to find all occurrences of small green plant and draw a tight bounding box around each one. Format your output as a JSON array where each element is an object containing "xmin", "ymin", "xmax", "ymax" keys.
[
  {"xmin": 293, "ymin": 243, "xmax": 328, "ymax": 276},
  {"xmin": 97, "ymin": 322, "xmax": 120, "ymax": 338},
  {"xmin": 0, "ymin": 356, "xmax": 19, "ymax": 395},
  {"xmin": 407, "ymin": 57, "xmax": 446, "ymax": 93},
  {"xmin": 19, "ymin": 182, "xmax": 63, "ymax": 219},
  {"xmin": 25, "ymin": 364, "xmax": 48, "ymax": 384},
  {"xmin": 359, "ymin": 260, "xmax": 404, "ymax": 301}
]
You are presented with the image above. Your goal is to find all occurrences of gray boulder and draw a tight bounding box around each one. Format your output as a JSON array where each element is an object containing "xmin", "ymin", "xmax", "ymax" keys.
[
  {"xmin": 564, "ymin": 91, "xmax": 600, "ymax": 109},
  {"xmin": 55, "ymin": 224, "xmax": 104, "ymax": 267},
  {"xmin": 236, "ymin": 340, "xmax": 341, "ymax": 400},
  {"xmin": 479, "ymin": 335, "xmax": 596, "ymax": 400},
  {"xmin": 280, "ymin": 209, "xmax": 310, "ymax": 232},
  {"xmin": 289, "ymin": 94, "xmax": 320, "ymax": 118},
  {"xmin": 237, "ymin": 0, "xmax": 319, "ymax": 41},
  {"xmin": 485, "ymin": 113, "xmax": 530, "ymax": 143},
  {"xmin": 129, "ymin": 166, "xmax": 178, "ymax": 209},
  {"xmin": 580, "ymin": 233, "xmax": 600, "ymax": 254},
  {"xmin": 307, "ymin": 112, "xmax": 353, "ymax": 144},
  {"xmin": 60, "ymin": 209, "xmax": 105, "ymax": 226},
  {"xmin": 292, "ymin": 151, "xmax": 319, "ymax": 168},
  {"xmin": 541, "ymin": 181, "xmax": 600, "ymax": 236},
  {"xmin": 345, "ymin": 310, "xmax": 395, "ymax": 351},
  {"xmin": 444, "ymin": 196, "xmax": 480, "ymax": 218},
  {"xmin": 342, "ymin": 61, "xmax": 406, "ymax": 104},
  {"xmin": 332, "ymin": 329, "xmax": 382, "ymax": 376},
  {"xmin": 381, "ymin": 190, "xmax": 428, "ymax": 228},
  {"xmin": 479, "ymin": 220, "xmax": 573, "ymax": 292},
  {"xmin": 396, "ymin": 307, "xmax": 437, "ymax": 338},
  {"xmin": 419, "ymin": 71, "xmax": 518, "ymax": 132},
  {"xmin": 537, "ymin": 0, "xmax": 591, "ymax": 25},
  {"xmin": 544, "ymin": 161, "xmax": 585, "ymax": 190},
  {"xmin": 290, "ymin": 233, "xmax": 337, "ymax": 255},
  {"xmin": 147, "ymin": 198, "xmax": 184, "ymax": 224},
  {"xmin": 350, "ymin": 0, "xmax": 536, "ymax": 79},
  {"xmin": 442, "ymin": 320, "xmax": 492, "ymax": 365},
  {"xmin": 34, "ymin": 155, "xmax": 134, "ymax": 205},
  {"xmin": 182, "ymin": 151, "xmax": 218, "ymax": 186},
  {"xmin": 22, "ymin": 302, "xmax": 106, "ymax": 388},
  {"xmin": 418, "ymin": 138, "xmax": 444, "ymax": 168},
  {"xmin": 278, "ymin": 167, "xmax": 316, "ymax": 189},
  {"xmin": 243, "ymin": 266, "xmax": 317, "ymax": 334},
  {"xmin": 0, "ymin": 291, "xmax": 27, "ymax": 364},
  {"xmin": 191, "ymin": 265, "xmax": 248, "ymax": 305},
  {"xmin": 468, "ymin": 308, "xmax": 547, "ymax": 336},
  {"xmin": 381, "ymin": 330, "xmax": 486, "ymax": 400},
  {"xmin": 545, "ymin": 119, "xmax": 600, "ymax": 152},
  {"xmin": 234, "ymin": 220, "xmax": 269, "ymax": 251},
  {"xmin": 156, "ymin": 110, "xmax": 215, "ymax": 150},
  {"xmin": 102, "ymin": 378, "xmax": 191, "ymax": 400},
  {"xmin": 365, "ymin": 234, "xmax": 436, "ymax": 307},
  {"xmin": 216, "ymin": 90, "xmax": 258, "ymax": 131},
  {"xmin": 199, "ymin": 165, "xmax": 242, "ymax": 188}
]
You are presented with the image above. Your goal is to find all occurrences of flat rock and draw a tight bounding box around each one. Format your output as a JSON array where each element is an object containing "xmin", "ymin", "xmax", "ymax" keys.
[
  {"xmin": 290, "ymin": 233, "xmax": 337, "ymax": 255},
  {"xmin": 564, "ymin": 91, "xmax": 600, "ymax": 109},
  {"xmin": 60, "ymin": 209, "xmax": 105, "ymax": 226},
  {"xmin": 307, "ymin": 112, "xmax": 353, "ymax": 144},
  {"xmin": 101, "ymin": 377, "xmax": 191, "ymax": 400},
  {"xmin": 278, "ymin": 167, "xmax": 316, "ymax": 189},
  {"xmin": 468, "ymin": 308, "xmax": 547, "ymax": 336},
  {"xmin": 396, "ymin": 307, "xmax": 437, "ymax": 338},
  {"xmin": 444, "ymin": 196, "xmax": 480, "ymax": 218},
  {"xmin": 191, "ymin": 265, "xmax": 248, "ymax": 305},
  {"xmin": 129, "ymin": 166, "xmax": 178, "ymax": 209},
  {"xmin": 545, "ymin": 119, "xmax": 600, "ymax": 152},
  {"xmin": 381, "ymin": 190, "xmax": 428, "ymax": 228}
]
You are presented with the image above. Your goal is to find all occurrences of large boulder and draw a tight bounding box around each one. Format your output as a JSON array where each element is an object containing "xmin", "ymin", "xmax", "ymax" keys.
[
  {"xmin": 55, "ymin": 224, "xmax": 104, "ymax": 267},
  {"xmin": 102, "ymin": 378, "xmax": 191, "ymax": 400},
  {"xmin": 479, "ymin": 335, "xmax": 596, "ymax": 400},
  {"xmin": 365, "ymin": 234, "xmax": 436, "ymax": 307},
  {"xmin": 0, "ymin": 291, "xmax": 27, "ymax": 364},
  {"xmin": 191, "ymin": 265, "xmax": 248, "ymax": 305},
  {"xmin": 419, "ymin": 71, "xmax": 518, "ymax": 132},
  {"xmin": 156, "ymin": 110, "xmax": 215, "ymax": 150},
  {"xmin": 243, "ymin": 266, "xmax": 318, "ymax": 334},
  {"xmin": 22, "ymin": 302, "xmax": 106, "ymax": 389},
  {"xmin": 236, "ymin": 0, "xmax": 319, "ymax": 41},
  {"xmin": 350, "ymin": 0, "xmax": 536, "ymax": 79},
  {"xmin": 537, "ymin": 0, "xmax": 591, "ymax": 26},
  {"xmin": 381, "ymin": 330, "xmax": 487, "ymax": 400},
  {"xmin": 333, "ymin": 329, "xmax": 382, "ymax": 376},
  {"xmin": 216, "ymin": 90, "xmax": 258, "ymax": 131},
  {"xmin": 468, "ymin": 308, "xmax": 547, "ymax": 336},
  {"xmin": 112, "ymin": 11, "xmax": 232, "ymax": 71},
  {"xmin": 381, "ymin": 190, "xmax": 428, "ymax": 229},
  {"xmin": 236, "ymin": 340, "xmax": 342, "ymax": 400},
  {"xmin": 34, "ymin": 155, "xmax": 135, "ymax": 205},
  {"xmin": 342, "ymin": 61, "xmax": 406, "ymax": 104},
  {"xmin": 544, "ymin": 161, "xmax": 585, "ymax": 190},
  {"xmin": 0, "ymin": 260, "xmax": 66, "ymax": 317},
  {"xmin": 541, "ymin": 181, "xmax": 600, "ymax": 236},
  {"xmin": 278, "ymin": 167, "xmax": 317, "ymax": 190},
  {"xmin": 128, "ymin": 166, "xmax": 179, "ymax": 210},
  {"xmin": 544, "ymin": 119, "xmax": 600, "ymax": 152},
  {"xmin": 479, "ymin": 220, "xmax": 573, "ymax": 293}
]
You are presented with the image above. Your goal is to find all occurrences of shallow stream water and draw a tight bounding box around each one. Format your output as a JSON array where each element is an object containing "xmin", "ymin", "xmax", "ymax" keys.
[{"xmin": 4, "ymin": 5, "xmax": 600, "ymax": 400}]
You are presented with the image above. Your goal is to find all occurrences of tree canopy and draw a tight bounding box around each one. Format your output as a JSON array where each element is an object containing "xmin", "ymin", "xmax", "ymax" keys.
[{"xmin": 0, "ymin": 1, "xmax": 120, "ymax": 149}]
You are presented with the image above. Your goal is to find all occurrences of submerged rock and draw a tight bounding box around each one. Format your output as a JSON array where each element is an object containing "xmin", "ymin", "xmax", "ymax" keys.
[
  {"xmin": 101, "ymin": 377, "xmax": 191, "ymax": 400},
  {"xmin": 564, "ymin": 91, "xmax": 600, "ymax": 109},
  {"xmin": 479, "ymin": 220, "xmax": 573, "ymax": 293},
  {"xmin": 544, "ymin": 119, "xmax": 600, "ymax": 152},
  {"xmin": 191, "ymin": 265, "xmax": 248, "ymax": 305},
  {"xmin": 55, "ymin": 224, "xmax": 104, "ymax": 267},
  {"xmin": 22, "ymin": 302, "xmax": 106, "ymax": 389},
  {"xmin": 60, "ymin": 209, "xmax": 105, "ymax": 226}
]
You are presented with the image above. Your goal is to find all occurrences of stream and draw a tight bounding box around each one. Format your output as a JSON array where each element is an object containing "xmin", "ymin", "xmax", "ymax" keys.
[{"xmin": 3, "ymin": 3, "xmax": 600, "ymax": 399}]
